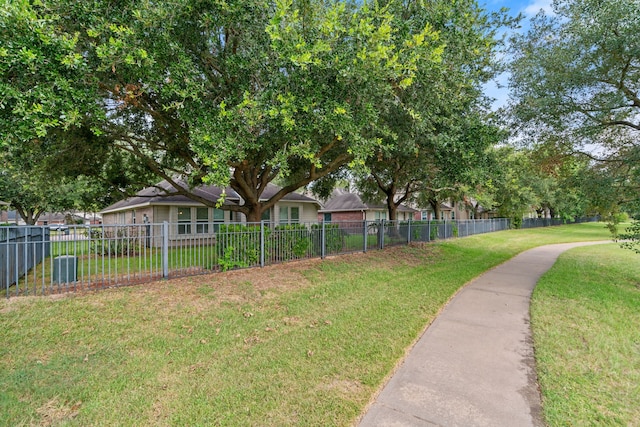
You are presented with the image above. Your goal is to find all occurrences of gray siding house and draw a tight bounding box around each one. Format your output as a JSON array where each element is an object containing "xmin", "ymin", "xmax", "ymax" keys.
[{"xmin": 101, "ymin": 181, "xmax": 322, "ymax": 242}]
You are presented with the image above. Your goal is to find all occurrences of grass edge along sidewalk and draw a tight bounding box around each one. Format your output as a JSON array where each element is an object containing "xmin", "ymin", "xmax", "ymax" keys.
[
  {"xmin": 531, "ymin": 243, "xmax": 640, "ymax": 426},
  {"xmin": 0, "ymin": 223, "xmax": 616, "ymax": 426}
]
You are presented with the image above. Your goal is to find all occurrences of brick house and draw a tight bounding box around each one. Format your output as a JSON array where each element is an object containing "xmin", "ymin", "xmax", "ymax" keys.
[{"xmin": 318, "ymin": 189, "xmax": 418, "ymax": 222}]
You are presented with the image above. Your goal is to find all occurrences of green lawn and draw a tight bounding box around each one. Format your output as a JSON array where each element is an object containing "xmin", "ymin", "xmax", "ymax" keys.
[
  {"xmin": 0, "ymin": 222, "xmax": 619, "ymax": 426},
  {"xmin": 531, "ymin": 243, "xmax": 640, "ymax": 426}
]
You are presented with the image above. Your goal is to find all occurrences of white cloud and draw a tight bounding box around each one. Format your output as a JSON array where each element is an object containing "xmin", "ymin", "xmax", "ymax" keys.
[{"xmin": 523, "ymin": 0, "xmax": 555, "ymax": 17}]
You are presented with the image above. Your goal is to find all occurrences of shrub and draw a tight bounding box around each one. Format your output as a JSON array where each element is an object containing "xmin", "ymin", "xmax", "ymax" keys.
[
  {"xmin": 88, "ymin": 227, "xmax": 141, "ymax": 256},
  {"xmin": 511, "ymin": 217, "xmax": 523, "ymax": 229},
  {"xmin": 271, "ymin": 224, "xmax": 311, "ymax": 261},
  {"xmin": 430, "ymin": 223, "xmax": 439, "ymax": 240},
  {"xmin": 215, "ymin": 224, "xmax": 265, "ymax": 270},
  {"xmin": 311, "ymin": 223, "xmax": 344, "ymax": 254}
]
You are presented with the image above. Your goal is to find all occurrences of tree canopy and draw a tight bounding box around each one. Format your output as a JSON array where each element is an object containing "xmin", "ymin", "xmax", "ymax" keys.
[
  {"xmin": 508, "ymin": 0, "xmax": 640, "ymax": 237},
  {"xmin": 1, "ymin": 0, "xmax": 448, "ymax": 221},
  {"xmin": 350, "ymin": 0, "xmax": 511, "ymax": 220},
  {"xmin": 508, "ymin": 0, "xmax": 640, "ymax": 156}
]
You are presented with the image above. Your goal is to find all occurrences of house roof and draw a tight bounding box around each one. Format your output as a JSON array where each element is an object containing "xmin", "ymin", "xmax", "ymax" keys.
[
  {"xmin": 318, "ymin": 189, "xmax": 418, "ymax": 213},
  {"xmin": 101, "ymin": 180, "xmax": 321, "ymax": 214}
]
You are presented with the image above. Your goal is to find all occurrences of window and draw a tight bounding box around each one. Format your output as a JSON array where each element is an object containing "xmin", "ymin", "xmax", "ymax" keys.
[
  {"xmin": 213, "ymin": 208, "xmax": 225, "ymax": 232},
  {"xmin": 291, "ymin": 207, "xmax": 299, "ymax": 223},
  {"xmin": 132, "ymin": 210, "xmax": 136, "ymax": 224},
  {"xmin": 375, "ymin": 211, "xmax": 387, "ymax": 221},
  {"xmin": 421, "ymin": 211, "xmax": 428, "ymax": 220},
  {"xmin": 279, "ymin": 206, "xmax": 288, "ymax": 223},
  {"xmin": 178, "ymin": 208, "xmax": 191, "ymax": 234},
  {"xmin": 261, "ymin": 209, "xmax": 271, "ymax": 222},
  {"xmin": 323, "ymin": 213, "xmax": 332, "ymax": 222},
  {"xmin": 451, "ymin": 210, "xmax": 455, "ymax": 220},
  {"xmin": 196, "ymin": 207, "xmax": 208, "ymax": 234}
]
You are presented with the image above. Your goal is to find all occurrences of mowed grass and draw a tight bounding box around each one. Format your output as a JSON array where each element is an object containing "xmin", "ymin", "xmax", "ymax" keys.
[
  {"xmin": 531, "ymin": 243, "xmax": 640, "ymax": 426},
  {"xmin": 0, "ymin": 223, "xmax": 612, "ymax": 426}
]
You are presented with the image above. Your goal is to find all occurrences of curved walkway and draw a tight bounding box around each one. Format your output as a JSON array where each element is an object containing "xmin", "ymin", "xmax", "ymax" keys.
[{"xmin": 358, "ymin": 241, "xmax": 608, "ymax": 427}]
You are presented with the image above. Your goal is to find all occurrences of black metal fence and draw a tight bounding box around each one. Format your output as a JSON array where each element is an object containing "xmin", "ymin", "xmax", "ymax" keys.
[{"xmin": 1, "ymin": 217, "xmax": 598, "ymax": 298}]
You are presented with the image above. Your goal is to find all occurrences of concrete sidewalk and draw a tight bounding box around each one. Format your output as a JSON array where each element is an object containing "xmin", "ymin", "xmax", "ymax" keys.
[{"xmin": 358, "ymin": 241, "xmax": 607, "ymax": 427}]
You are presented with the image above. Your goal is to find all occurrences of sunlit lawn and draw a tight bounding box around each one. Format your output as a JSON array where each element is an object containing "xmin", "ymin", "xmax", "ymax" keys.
[
  {"xmin": 0, "ymin": 222, "xmax": 616, "ymax": 426},
  {"xmin": 531, "ymin": 243, "xmax": 640, "ymax": 426}
]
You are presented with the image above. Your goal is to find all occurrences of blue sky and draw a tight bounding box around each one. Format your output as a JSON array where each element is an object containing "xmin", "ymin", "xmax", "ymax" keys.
[
  {"xmin": 480, "ymin": 0, "xmax": 556, "ymax": 109},
  {"xmin": 483, "ymin": 0, "xmax": 554, "ymax": 17}
]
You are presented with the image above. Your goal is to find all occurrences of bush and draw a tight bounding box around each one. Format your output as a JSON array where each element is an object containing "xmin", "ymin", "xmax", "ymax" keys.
[
  {"xmin": 311, "ymin": 223, "xmax": 344, "ymax": 254},
  {"xmin": 88, "ymin": 227, "xmax": 141, "ymax": 256},
  {"xmin": 430, "ymin": 223, "xmax": 439, "ymax": 240},
  {"xmin": 271, "ymin": 224, "xmax": 312, "ymax": 261},
  {"xmin": 216, "ymin": 224, "xmax": 265, "ymax": 271}
]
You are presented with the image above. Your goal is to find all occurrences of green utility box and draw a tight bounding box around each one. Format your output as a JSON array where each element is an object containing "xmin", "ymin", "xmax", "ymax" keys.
[{"xmin": 53, "ymin": 255, "xmax": 77, "ymax": 284}]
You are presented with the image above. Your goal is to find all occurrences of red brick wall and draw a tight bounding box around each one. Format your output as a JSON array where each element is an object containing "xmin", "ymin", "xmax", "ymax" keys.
[{"xmin": 317, "ymin": 211, "xmax": 364, "ymax": 222}]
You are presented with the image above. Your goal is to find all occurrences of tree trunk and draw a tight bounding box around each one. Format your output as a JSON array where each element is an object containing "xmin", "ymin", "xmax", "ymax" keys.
[
  {"xmin": 429, "ymin": 199, "xmax": 440, "ymax": 220},
  {"xmin": 15, "ymin": 206, "xmax": 41, "ymax": 225},
  {"xmin": 245, "ymin": 207, "xmax": 264, "ymax": 223},
  {"xmin": 472, "ymin": 202, "xmax": 480, "ymax": 219},
  {"xmin": 387, "ymin": 200, "xmax": 398, "ymax": 221}
]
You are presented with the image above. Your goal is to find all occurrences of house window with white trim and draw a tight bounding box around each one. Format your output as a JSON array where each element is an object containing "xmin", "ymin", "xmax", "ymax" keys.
[
  {"xmin": 279, "ymin": 206, "xmax": 289, "ymax": 223},
  {"xmin": 178, "ymin": 208, "xmax": 191, "ymax": 234},
  {"xmin": 278, "ymin": 206, "xmax": 301, "ymax": 224},
  {"xmin": 213, "ymin": 208, "xmax": 225, "ymax": 232},
  {"xmin": 196, "ymin": 207, "xmax": 209, "ymax": 234}
]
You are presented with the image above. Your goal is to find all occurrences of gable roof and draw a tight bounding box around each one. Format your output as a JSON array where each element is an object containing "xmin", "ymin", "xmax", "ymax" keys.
[
  {"xmin": 319, "ymin": 189, "xmax": 418, "ymax": 213},
  {"xmin": 101, "ymin": 180, "xmax": 320, "ymax": 214}
]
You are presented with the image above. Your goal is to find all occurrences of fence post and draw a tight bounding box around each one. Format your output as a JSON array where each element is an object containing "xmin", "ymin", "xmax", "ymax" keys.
[
  {"xmin": 162, "ymin": 221, "xmax": 169, "ymax": 279},
  {"xmin": 363, "ymin": 221, "xmax": 367, "ymax": 253},
  {"xmin": 321, "ymin": 221, "xmax": 326, "ymax": 259},
  {"xmin": 379, "ymin": 220, "xmax": 385, "ymax": 250},
  {"xmin": 4, "ymin": 228, "xmax": 9, "ymax": 298},
  {"xmin": 260, "ymin": 220, "xmax": 265, "ymax": 267},
  {"xmin": 407, "ymin": 218, "xmax": 412, "ymax": 244}
]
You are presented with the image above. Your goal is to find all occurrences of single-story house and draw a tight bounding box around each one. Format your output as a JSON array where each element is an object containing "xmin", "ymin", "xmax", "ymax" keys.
[
  {"xmin": 100, "ymin": 180, "xmax": 322, "ymax": 242},
  {"xmin": 318, "ymin": 189, "xmax": 419, "ymax": 222},
  {"xmin": 418, "ymin": 198, "xmax": 496, "ymax": 221},
  {"xmin": 32, "ymin": 212, "xmax": 102, "ymax": 227}
]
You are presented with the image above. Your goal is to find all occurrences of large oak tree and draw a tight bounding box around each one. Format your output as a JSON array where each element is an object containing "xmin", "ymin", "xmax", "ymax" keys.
[
  {"xmin": 1, "ymin": 0, "xmax": 445, "ymax": 221},
  {"xmin": 353, "ymin": 0, "xmax": 512, "ymax": 220}
]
